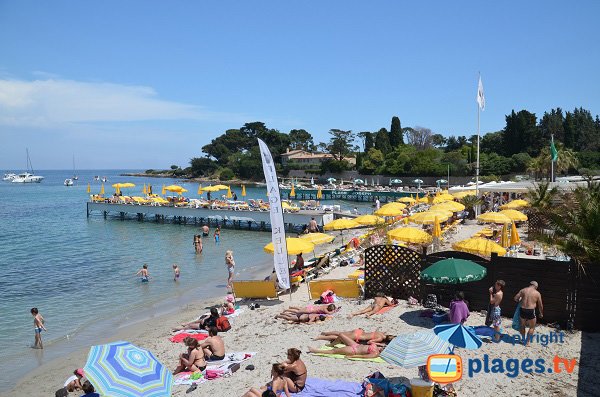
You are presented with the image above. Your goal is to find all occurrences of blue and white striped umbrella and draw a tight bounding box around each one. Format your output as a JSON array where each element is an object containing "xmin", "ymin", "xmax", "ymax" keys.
[
  {"xmin": 434, "ymin": 324, "xmax": 482, "ymax": 350},
  {"xmin": 84, "ymin": 341, "xmax": 173, "ymax": 397},
  {"xmin": 380, "ymin": 331, "xmax": 452, "ymax": 368}
]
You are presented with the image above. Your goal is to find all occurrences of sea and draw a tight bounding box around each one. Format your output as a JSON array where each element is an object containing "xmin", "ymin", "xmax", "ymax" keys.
[{"xmin": 0, "ymin": 170, "xmax": 372, "ymax": 392}]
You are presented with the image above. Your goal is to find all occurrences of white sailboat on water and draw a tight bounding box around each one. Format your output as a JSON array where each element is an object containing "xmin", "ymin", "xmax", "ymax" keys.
[
  {"xmin": 12, "ymin": 149, "xmax": 44, "ymax": 183},
  {"xmin": 72, "ymin": 155, "xmax": 78, "ymax": 181}
]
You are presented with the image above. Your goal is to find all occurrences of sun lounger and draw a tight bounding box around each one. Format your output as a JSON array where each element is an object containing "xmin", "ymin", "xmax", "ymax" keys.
[
  {"xmin": 307, "ymin": 278, "xmax": 361, "ymax": 300},
  {"xmin": 232, "ymin": 280, "xmax": 278, "ymax": 299}
]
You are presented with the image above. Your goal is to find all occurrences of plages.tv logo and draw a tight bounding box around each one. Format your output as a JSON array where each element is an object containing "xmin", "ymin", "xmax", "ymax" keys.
[{"xmin": 427, "ymin": 355, "xmax": 463, "ymax": 383}]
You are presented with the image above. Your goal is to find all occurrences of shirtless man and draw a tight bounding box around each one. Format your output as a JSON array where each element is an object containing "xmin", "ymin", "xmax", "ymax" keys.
[
  {"xmin": 202, "ymin": 225, "xmax": 209, "ymax": 237},
  {"xmin": 348, "ymin": 293, "xmax": 397, "ymax": 318},
  {"xmin": 308, "ymin": 217, "xmax": 318, "ymax": 233},
  {"xmin": 514, "ymin": 281, "xmax": 544, "ymax": 346},
  {"xmin": 200, "ymin": 326, "xmax": 225, "ymax": 361},
  {"xmin": 282, "ymin": 348, "xmax": 307, "ymax": 393},
  {"xmin": 135, "ymin": 264, "xmax": 150, "ymax": 282},
  {"xmin": 489, "ymin": 280, "xmax": 505, "ymax": 341}
]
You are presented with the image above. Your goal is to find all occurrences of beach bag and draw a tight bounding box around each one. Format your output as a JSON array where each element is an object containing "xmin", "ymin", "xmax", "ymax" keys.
[
  {"xmin": 215, "ymin": 316, "xmax": 231, "ymax": 332},
  {"xmin": 389, "ymin": 383, "xmax": 411, "ymax": 397},
  {"xmin": 363, "ymin": 372, "xmax": 389, "ymax": 397}
]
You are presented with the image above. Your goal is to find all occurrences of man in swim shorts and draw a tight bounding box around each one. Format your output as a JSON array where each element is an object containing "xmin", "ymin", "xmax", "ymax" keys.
[
  {"xmin": 514, "ymin": 281, "xmax": 544, "ymax": 346},
  {"xmin": 200, "ymin": 326, "xmax": 226, "ymax": 361},
  {"xmin": 489, "ymin": 280, "xmax": 505, "ymax": 341}
]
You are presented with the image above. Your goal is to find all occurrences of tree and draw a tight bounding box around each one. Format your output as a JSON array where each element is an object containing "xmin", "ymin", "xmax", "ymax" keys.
[
  {"xmin": 364, "ymin": 132, "xmax": 374, "ymax": 152},
  {"xmin": 431, "ymin": 134, "xmax": 447, "ymax": 148},
  {"xmin": 375, "ymin": 128, "xmax": 391, "ymax": 154},
  {"xmin": 460, "ymin": 195, "xmax": 483, "ymax": 220},
  {"xmin": 539, "ymin": 108, "xmax": 564, "ymax": 143},
  {"xmin": 389, "ymin": 116, "xmax": 403, "ymax": 147},
  {"xmin": 511, "ymin": 152, "xmax": 532, "ymax": 173},
  {"xmin": 405, "ymin": 126, "xmax": 433, "ymax": 150},
  {"xmin": 190, "ymin": 157, "xmax": 218, "ymax": 177},
  {"xmin": 289, "ymin": 129, "xmax": 315, "ymax": 151},
  {"xmin": 324, "ymin": 129, "xmax": 357, "ymax": 161},
  {"xmin": 534, "ymin": 141, "xmax": 579, "ymax": 178},
  {"xmin": 526, "ymin": 181, "xmax": 558, "ymax": 210},
  {"xmin": 360, "ymin": 148, "xmax": 384, "ymax": 174},
  {"xmin": 170, "ymin": 165, "xmax": 179, "ymax": 170},
  {"xmin": 480, "ymin": 130, "xmax": 504, "ymax": 155},
  {"xmin": 503, "ymin": 110, "xmax": 541, "ymax": 157}
]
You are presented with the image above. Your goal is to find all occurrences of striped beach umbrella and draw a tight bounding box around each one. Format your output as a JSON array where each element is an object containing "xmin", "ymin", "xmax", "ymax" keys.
[
  {"xmin": 434, "ymin": 324, "xmax": 482, "ymax": 350},
  {"xmin": 84, "ymin": 341, "xmax": 173, "ymax": 397},
  {"xmin": 381, "ymin": 331, "xmax": 452, "ymax": 368}
]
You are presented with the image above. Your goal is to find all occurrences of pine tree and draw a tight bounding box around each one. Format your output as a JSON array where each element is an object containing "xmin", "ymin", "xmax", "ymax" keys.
[
  {"xmin": 390, "ymin": 116, "xmax": 403, "ymax": 147},
  {"xmin": 375, "ymin": 128, "xmax": 391, "ymax": 154}
]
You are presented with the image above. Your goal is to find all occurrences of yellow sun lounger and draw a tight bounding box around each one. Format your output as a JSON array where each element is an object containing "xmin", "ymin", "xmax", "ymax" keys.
[
  {"xmin": 232, "ymin": 280, "xmax": 278, "ymax": 299},
  {"xmin": 307, "ymin": 278, "xmax": 362, "ymax": 300}
]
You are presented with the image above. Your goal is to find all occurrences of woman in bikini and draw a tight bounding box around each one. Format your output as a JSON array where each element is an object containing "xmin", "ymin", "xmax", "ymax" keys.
[
  {"xmin": 282, "ymin": 348, "xmax": 307, "ymax": 393},
  {"xmin": 309, "ymin": 333, "xmax": 385, "ymax": 359},
  {"xmin": 348, "ymin": 293, "xmax": 397, "ymax": 318},
  {"xmin": 279, "ymin": 304, "xmax": 337, "ymax": 316},
  {"xmin": 243, "ymin": 363, "xmax": 291, "ymax": 397},
  {"xmin": 276, "ymin": 313, "xmax": 332, "ymax": 324},
  {"xmin": 173, "ymin": 337, "xmax": 206, "ymax": 374},
  {"xmin": 314, "ymin": 329, "xmax": 395, "ymax": 346}
]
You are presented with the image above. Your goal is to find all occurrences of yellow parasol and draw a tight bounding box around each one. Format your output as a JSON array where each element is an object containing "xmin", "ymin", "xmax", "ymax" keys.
[
  {"xmin": 510, "ymin": 221, "xmax": 521, "ymax": 246},
  {"xmin": 409, "ymin": 211, "xmax": 451, "ymax": 224},
  {"xmin": 316, "ymin": 187, "xmax": 323, "ymax": 199},
  {"xmin": 432, "ymin": 193, "xmax": 455, "ymax": 203},
  {"xmin": 374, "ymin": 202, "xmax": 406, "ymax": 217},
  {"xmin": 354, "ymin": 215, "xmax": 386, "ymax": 226},
  {"xmin": 299, "ymin": 233, "xmax": 335, "ymax": 245},
  {"xmin": 86, "ymin": 183, "xmax": 91, "ymax": 193},
  {"xmin": 500, "ymin": 223, "xmax": 510, "ymax": 248},
  {"xmin": 100, "ymin": 183, "xmax": 105, "ymax": 195},
  {"xmin": 500, "ymin": 199, "xmax": 529, "ymax": 210},
  {"xmin": 473, "ymin": 227, "xmax": 493, "ymax": 237},
  {"xmin": 226, "ymin": 186, "xmax": 233, "ymax": 199},
  {"xmin": 499, "ymin": 209, "xmax": 528, "ymax": 222},
  {"xmin": 323, "ymin": 218, "xmax": 361, "ymax": 231},
  {"xmin": 477, "ymin": 212, "xmax": 512, "ymax": 224},
  {"xmin": 164, "ymin": 185, "xmax": 187, "ymax": 193},
  {"xmin": 197, "ymin": 184, "xmax": 203, "ymax": 195},
  {"xmin": 263, "ymin": 237, "xmax": 315, "ymax": 255},
  {"xmin": 432, "ymin": 216, "xmax": 442, "ymax": 238},
  {"xmin": 142, "ymin": 183, "xmax": 147, "ymax": 195},
  {"xmin": 290, "ymin": 185, "xmax": 296, "ymax": 197},
  {"xmin": 213, "ymin": 184, "xmax": 229, "ymax": 190},
  {"xmin": 398, "ymin": 196, "xmax": 416, "ymax": 204},
  {"xmin": 161, "ymin": 184, "xmax": 166, "ymax": 195},
  {"xmin": 201, "ymin": 185, "xmax": 222, "ymax": 192},
  {"xmin": 453, "ymin": 237, "xmax": 507, "ymax": 257},
  {"xmin": 430, "ymin": 202, "xmax": 465, "ymax": 212},
  {"xmin": 387, "ymin": 227, "xmax": 433, "ymax": 244},
  {"xmin": 241, "ymin": 185, "xmax": 246, "ymax": 197}
]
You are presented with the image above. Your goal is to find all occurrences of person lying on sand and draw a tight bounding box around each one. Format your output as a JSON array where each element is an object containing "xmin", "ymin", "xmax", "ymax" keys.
[
  {"xmin": 200, "ymin": 326, "xmax": 225, "ymax": 361},
  {"xmin": 309, "ymin": 333, "xmax": 385, "ymax": 359},
  {"xmin": 242, "ymin": 363, "xmax": 291, "ymax": 397},
  {"xmin": 276, "ymin": 313, "xmax": 332, "ymax": 324},
  {"xmin": 314, "ymin": 329, "xmax": 395, "ymax": 346},
  {"xmin": 279, "ymin": 304, "xmax": 337, "ymax": 316},
  {"xmin": 173, "ymin": 337, "xmax": 206, "ymax": 374},
  {"xmin": 282, "ymin": 348, "xmax": 307, "ymax": 393},
  {"xmin": 172, "ymin": 308, "xmax": 220, "ymax": 332},
  {"xmin": 348, "ymin": 293, "xmax": 397, "ymax": 318}
]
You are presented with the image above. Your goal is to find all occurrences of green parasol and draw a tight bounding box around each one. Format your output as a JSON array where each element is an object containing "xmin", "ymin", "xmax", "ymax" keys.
[{"xmin": 420, "ymin": 258, "xmax": 487, "ymax": 284}]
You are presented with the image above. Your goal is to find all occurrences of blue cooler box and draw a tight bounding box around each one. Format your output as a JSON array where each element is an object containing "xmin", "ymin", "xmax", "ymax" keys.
[{"xmin": 432, "ymin": 312, "xmax": 448, "ymax": 324}]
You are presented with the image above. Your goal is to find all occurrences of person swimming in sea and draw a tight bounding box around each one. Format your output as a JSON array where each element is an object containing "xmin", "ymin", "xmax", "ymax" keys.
[
  {"xmin": 173, "ymin": 264, "xmax": 180, "ymax": 281},
  {"xmin": 214, "ymin": 226, "xmax": 221, "ymax": 244},
  {"xmin": 135, "ymin": 264, "xmax": 150, "ymax": 282}
]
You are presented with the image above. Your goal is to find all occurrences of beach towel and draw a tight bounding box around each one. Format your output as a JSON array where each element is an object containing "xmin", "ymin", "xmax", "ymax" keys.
[
  {"xmin": 295, "ymin": 377, "xmax": 362, "ymax": 397},
  {"xmin": 173, "ymin": 371, "xmax": 207, "ymax": 386},
  {"xmin": 512, "ymin": 302, "xmax": 521, "ymax": 331},
  {"xmin": 169, "ymin": 332, "xmax": 209, "ymax": 343},
  {"xmin": 311, "ymin": 345, "xmax": 385, "ymax": 363},
  {"xmin": 205, "ymin": 352, "xmax": 256, "ymax": 369},
  {"xmin": 376, "ymin": 304, "xmax": 398, "ymax": 315}
]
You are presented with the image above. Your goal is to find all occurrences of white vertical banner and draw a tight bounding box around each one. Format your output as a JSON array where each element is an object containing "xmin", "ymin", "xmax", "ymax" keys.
[{"xmin": 257, "ymin": 138, "xmax": 290, "ymax": 290}]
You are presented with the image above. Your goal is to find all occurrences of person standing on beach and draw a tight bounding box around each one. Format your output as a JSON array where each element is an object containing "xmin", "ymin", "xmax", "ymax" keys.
[
  {"xmin": 225, "ymin": 250, "xmax": 235, "ymax": 288},
  {"xmin": 173, "ymin": 264, "xmax": 180, "ymax": 281},
  {"xmin": 308, "ymin": 217, "xmax": 318, "ymax": 233},
  {"xmin": 30, "ymin": 307, "xmax": 46, "ymax": 349},
  {"xmin": 202, "ymin": 225, "xmax": 209, "ymax": 237},
  {"xmin": 514, "ymin": 281, "xmax": 544, "ymax": 346},
  {"xmin": 375, "ymin": 198, "xmax": 381, "ymax": 210},
  {"xmin": 214, "ymin": 226, "xmax": 221, "ymax": 244},
  {"xmin": 488, "ymin": 280, "xmax": 505, "ymax": 341},
  {"xmin": 135, "ymin": 264, "xmax": 150, "ymax": 282}
]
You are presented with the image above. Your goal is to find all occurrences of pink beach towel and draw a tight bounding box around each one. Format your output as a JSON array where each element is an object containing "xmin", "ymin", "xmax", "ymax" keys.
[{"xmin": 170, "ymin": 333, "xmax": 209, "ymax": 343}]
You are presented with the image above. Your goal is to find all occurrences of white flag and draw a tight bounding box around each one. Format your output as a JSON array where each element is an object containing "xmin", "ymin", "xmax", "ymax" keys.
[
  {"xmin": 257, "ymin": 138, "xmax": 290, "ymax": 290},
  {"xmin": 477, "ymin": 75, "xmax": 485, "ymax": 111}
]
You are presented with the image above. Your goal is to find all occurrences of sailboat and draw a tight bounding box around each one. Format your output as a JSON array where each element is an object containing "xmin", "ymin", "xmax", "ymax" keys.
[
  {"xmin": 72, "ymin": 155, "xmax": 78, "ymax": 180},
  {"xmin": 12, "ymin": 149, "xmax": 44, "ymax": 183}
]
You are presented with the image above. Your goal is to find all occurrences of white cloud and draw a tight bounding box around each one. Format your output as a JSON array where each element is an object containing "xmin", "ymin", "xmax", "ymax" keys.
[{"xmin": 0, "ymin": 78, "xmax": 222, "ymax": 127}]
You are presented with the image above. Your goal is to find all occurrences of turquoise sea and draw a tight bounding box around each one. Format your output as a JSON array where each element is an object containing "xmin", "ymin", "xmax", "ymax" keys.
[{"xmin": 0, "ymin": 170, "xmax": 372, "ymax": 392}]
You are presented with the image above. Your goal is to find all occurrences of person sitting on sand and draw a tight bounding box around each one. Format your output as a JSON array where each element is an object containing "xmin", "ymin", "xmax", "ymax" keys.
[
  {"xmin": 276, "ymin": 313, "xmax": 332, "ymax": 324},
  {"xmin": 174, "ymin": 337, "xmax": 206, "ymax": 374},
  {"xmin": 282, "ymin": 348, "xmax": 307, "ymax": 393},
  {"xmin": 309, "ymin": 333, "xmax": 385, "ymax": 359},
  {"xmin": 60, "ymin": 368, "xmax": 84, "ymax": 395},
  {"xmin": 200, "ymin": 326, "xmax": 226, "ymax": 361},
  {"xmin": 449, "ymin": 291, "xmax": 470, "ymax": 324},
  {"xmin": 172, "ymin": 308, "xmax": 220, "ymax": 332},
  {"xmin": 279, "ymin": 304, "xmax": 337, "ymax": 316},
  {"xmin": 242, "ymin": 363, "xmax": 291, "ymax": 397},
  {"xmin": 348, "ymin": 292, "xmax": 397, "ymax": 318},
  {"xmin": 221, "ymin": 294, "xmax": 235, "ymax": 315},
  {"xmin": 314, "ymin": 329, "xmax": 395, "ymax": 346},
  {"xmin": 80, "ymin": 380, "xmax": 100, "ymax": 397}
]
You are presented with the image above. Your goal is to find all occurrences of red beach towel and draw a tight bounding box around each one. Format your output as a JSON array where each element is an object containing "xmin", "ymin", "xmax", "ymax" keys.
[
  {"xmin": 376, "ymin": 304, "xmax": 398, "ymax": 315},
  {"xmin": 170, "ymin": 333, "xmax": 209, "ymax": 343}
]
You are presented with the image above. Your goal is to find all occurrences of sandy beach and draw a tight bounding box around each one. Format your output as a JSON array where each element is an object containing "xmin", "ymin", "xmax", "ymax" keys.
[{"xmin": 2, "ymin": 225, "xmax": 596, "ymax": 397}]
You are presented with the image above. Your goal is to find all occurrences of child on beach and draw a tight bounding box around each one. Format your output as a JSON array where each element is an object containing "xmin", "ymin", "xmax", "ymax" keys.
[
  {"xmin": 173, "ymin": 264, "xmax": 180, "ymax": 281},
  {"xmin": 225, "ymin": 250, "xmax": 235, "ymax": 288},
  {"xmin": 135, "ymin": 264, "xmax": 150, "ymax": 282},
  {"xmin": 30, "ymin": 307, "xmax": 46, "ymax": 349},
  {"xmin": 214, "ymin": 226, "xmax": 221, "ymax": 244}
]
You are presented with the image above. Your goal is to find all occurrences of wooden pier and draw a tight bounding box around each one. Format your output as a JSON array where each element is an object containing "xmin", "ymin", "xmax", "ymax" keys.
[{"xmin": 86, "ymin": 202, "xmax": 335, "ymax": 233}]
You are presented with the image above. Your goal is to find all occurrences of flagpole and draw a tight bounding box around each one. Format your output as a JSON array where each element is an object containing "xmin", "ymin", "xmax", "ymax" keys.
[
  {"xmin": 475, "ymin": 91, "xmax": 480, "ymax": 216},
  {"xmin": 551, "ymin": 133, "xmax": 555, "ymax": 183}
]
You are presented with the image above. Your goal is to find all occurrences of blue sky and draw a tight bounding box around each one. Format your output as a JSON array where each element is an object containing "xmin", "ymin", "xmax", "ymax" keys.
[{"xmin": 1, "ymin": 1, "xmax": 599, "ymax": 169}]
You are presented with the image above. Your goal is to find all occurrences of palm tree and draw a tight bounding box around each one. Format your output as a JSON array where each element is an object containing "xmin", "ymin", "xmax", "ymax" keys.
[
  {"xmin": 543, "ymin": 183, "xmax": 600, "ymax": 267},
  {"xmin": 526, "ymin": 181, "xmax": 558, "ymax": 210},
  {"xmin": 459, "ymin": 194, "xmax": 482, "ymax": 220},
  {"xmin": 533, "ymin": 142, "xmax": 579, "ymax": 178}
]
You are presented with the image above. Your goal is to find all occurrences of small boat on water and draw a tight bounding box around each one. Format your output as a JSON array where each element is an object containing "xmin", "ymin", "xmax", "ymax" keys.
[
  {"xmin": 94, "ymin": 176, "xmax": 100, "ymax": 181},
  {"xmin": 12, "ymin": 149, "xmax": 44, "ymax": 183},
  {"xmin": 3, "ymin": 173, "xmax": 17, "ymax": 181},
  {"xmin": 101, "ymin": 176, "xmax": 108, "ymax": 182},
  {"xmin": 64, "ymin": 178, "xmax": 74, "ymax": 186}
]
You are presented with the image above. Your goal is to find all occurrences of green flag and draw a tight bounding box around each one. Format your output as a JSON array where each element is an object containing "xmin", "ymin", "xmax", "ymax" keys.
[{"xmin": 550, "ymin": 137, "xmax": 558, "ymax": 162}]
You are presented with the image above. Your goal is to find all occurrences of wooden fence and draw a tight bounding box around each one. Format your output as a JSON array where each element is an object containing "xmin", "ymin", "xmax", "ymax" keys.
[{"xmin": 364, "ymin": 245, "xmax": 599, "ymax": 331}]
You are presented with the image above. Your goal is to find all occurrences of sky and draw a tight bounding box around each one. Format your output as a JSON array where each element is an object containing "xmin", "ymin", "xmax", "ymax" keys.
[{"xmin": 1, "ymin": 1, "xmax": 599, "ymax": 170}]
